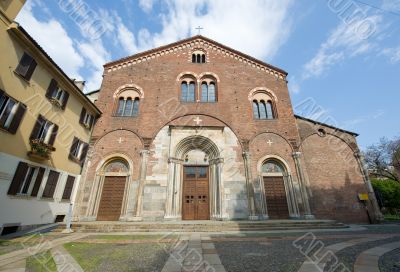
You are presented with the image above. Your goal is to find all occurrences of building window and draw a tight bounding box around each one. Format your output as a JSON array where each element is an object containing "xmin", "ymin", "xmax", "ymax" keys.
[
  {"xmin": 15, "ymin": 52, "xmax": 37, "ymax": 81},
  {"xmin": 0, "ymin": 90, "xmax": 26, "ymax": 133},
  {"xmin": 200, "ymin": 82, "xmax": 217, "ymax": 102},
  {"xmin": 252, "ymin": 99, "xmax": 276, "ymax": 120},
  {"xmin": 192, "ymin": 50, "xmax": 206, "ymax": 63},
  {"xmin": 7, "ymin": 162, "xmax": 46, "ymax": 197},
  {"xmin": 192, "ymin": 53, "xmax": 206, "ymax": 63},
  {"xmin": 62, "ymin": 175, "xmax": 75, "ymax": 200},
  {"xmin": 181, "ymin": 81, "xmax": 196, "ymax": 102},
  {"xmin": 45, "ymin": 79, "xmax": 69, "ymax": 109},
  {"xmin": 69, "ymin": 137, "xmax": 89, "ymax": 163},
  {"xmin": 79, "ymin": 107, "xmax": 95, "ymax": 128},
  {"xmin": 42, "ymin": 170, "xmax": 60, "ymax": 198},
  {"xmin": 115, "ymin": 97, "xmax": 140, "ymax": 117},
  {"xmin": 30, "ymin": 115, "xmax": 58, "ymax": 146}
]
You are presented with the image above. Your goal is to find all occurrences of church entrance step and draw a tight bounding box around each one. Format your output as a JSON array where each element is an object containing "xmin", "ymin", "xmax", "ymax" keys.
[{"xmin": 55, "ymin": 220, "xmax": 347, "ymax": 233}]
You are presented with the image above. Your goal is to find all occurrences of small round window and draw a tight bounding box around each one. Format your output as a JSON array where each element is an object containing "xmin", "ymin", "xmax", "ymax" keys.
[{"xmin": 318, "ymin": 128, "xmax": 327, "ymax": 137}]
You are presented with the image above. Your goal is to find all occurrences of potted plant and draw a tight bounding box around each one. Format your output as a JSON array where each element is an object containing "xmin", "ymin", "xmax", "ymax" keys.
[
  {"xmin": 28, "ymin": 139, "xmax": 52, "ymax": 160},
  {"xmin": 49, "ymin": 97, "xmax": 62, "ymax": 108}
]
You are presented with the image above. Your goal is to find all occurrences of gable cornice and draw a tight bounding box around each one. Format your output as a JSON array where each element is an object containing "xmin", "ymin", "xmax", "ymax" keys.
[{"xmin": 104, "ymin": 35, "xmax": 288, "ymax": 79}]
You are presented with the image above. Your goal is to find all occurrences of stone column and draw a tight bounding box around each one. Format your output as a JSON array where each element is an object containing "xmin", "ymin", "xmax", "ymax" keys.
[
  {"xmin": 354, "ymin": 151, "xmax": 384, "ymax": 223},
  {"xmin": 242, "ymin": 151, "xmax": 258, "ymax": 220},
  {"xmin": 292, "ymin": 152, "xmax": 314, "ymax": 219},
  {"xmin": 164, "ymin": 158, "xmax": 182, "ymax": 219},
  {"xmin": 258, "ymin": 175, "xmax": 269, "ymax": 220},
  {"xmin": 133, "ymin": 150, "xmax": 150, "ymax": 220}
]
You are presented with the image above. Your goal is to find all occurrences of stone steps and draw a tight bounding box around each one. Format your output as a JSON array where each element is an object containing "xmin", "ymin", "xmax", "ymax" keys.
[{"xmin": 56, "ymin": 220, "xmax": 347, "ymax": 233}]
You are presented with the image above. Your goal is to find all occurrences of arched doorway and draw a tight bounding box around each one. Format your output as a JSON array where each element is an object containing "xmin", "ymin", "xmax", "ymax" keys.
[
  {"xmin": 96, "ymin": 159, "xmax": 129, "ymax": 221},
  {"xmin": 165, "ymin": 135, "xmax": 224, "ymax": 220},
  {"xmin": 262, "ymin": 160, "xmax": 290, "ymax": 219},
  {"xmin": 182, "ymin": 150, "xmax": 210, "ymax": 220}
]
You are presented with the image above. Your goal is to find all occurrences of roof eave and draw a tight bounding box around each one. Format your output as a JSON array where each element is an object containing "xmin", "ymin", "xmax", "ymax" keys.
[
  {"xmin": 104, "ymin": 35, "xmax": 288, "ymax": 76},
  {"xmin": 294, "ymin": 114, "xmax": 359, "ymax": 137},
  {"xmin": 8, "ymin": 23, "xmax": 102, "ymax": 116}
]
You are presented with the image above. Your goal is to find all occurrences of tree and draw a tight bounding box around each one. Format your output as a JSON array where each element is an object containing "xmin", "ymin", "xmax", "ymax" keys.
[{"xmin": 365, "ymin": 137, "xmax": 400, "ymax": 182}]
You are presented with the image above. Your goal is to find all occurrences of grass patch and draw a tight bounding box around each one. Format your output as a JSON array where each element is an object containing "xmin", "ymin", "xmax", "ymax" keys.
[
  {"xmin": 384, "ymin": 214, "xmax": 400, "ymax": 221},
  {"xmin": 87, "ymin": 234, "xmax": 179, "ymax": 241},
  {"xmin": 64, "ymin": 242, "xmax": 171, "ymax": 271},
  {"xmin": 0, "ymin": 240, "xmax": 25, "ymax": 256},
  {"xmin": 26, "ymin": 250, "xmax": 57, "ymax": 272}
]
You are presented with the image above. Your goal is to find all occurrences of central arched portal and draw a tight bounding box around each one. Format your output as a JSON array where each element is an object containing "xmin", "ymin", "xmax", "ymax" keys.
[{"xmin": 165, "ymin": 135, "xmax": 224, "ymax": 220}]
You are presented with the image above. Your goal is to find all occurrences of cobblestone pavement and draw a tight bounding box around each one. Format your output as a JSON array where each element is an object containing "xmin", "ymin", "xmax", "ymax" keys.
[{"xmin": 0, "ymin": 223, "xmax": 399, "ymax": 271}]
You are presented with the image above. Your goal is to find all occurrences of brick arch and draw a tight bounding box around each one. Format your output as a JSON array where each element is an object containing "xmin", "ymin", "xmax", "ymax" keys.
[
  {"xmin": 198, "ymin": 72, "xmax": 220, "ymax": 82},
  {"xmin": 299, "ymin": 132, "xmax": 358, "ymax": 154},
  {"xmin": 176, "ymin": 71, "xmax": 199, "ymax": 82},
  {"xmin": 248, "ymin": 87, "xmax": 278, "ymax": 102},
  {"xmin": 249, "ymin": 131, "xmax": 294, "ymax": 152},
  {"xmin": 113, "ymin": 84, "xmax": 144, "ymax": 99},
  {"xmin": 149, "ymin": 113, "xmax": 244, "ymax": 151},
  {"xmin": 93, "ymin": 129, "xmax": 144, "ymax": 148}
]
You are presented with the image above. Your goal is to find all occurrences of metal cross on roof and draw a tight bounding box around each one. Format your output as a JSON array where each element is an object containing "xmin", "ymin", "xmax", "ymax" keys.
[{"xmin": 195, "ymin": 26, "xmax": 203, "ymax": 35}]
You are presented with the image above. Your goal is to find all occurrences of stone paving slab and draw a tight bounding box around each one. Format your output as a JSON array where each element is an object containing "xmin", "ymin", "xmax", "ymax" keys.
[
  {"xmin": 0, "ymin": 259, "xmax": 26, "ymax": 272},
  {"xmin": 51, "ymin": 245, "xmax": 83, "ymax": 272},
  {"xmin": 161, "ymin": 234, "xmax": 226, "ymax": 272},
  {"xmin": 354, "ymin": 241, "xmax": 400, "ymax": 272},
  {"xmin": 297, "ymin": 235, "xmax": 396, "ymax": 272}
]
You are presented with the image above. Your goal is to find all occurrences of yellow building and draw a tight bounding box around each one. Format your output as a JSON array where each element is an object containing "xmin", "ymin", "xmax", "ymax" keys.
[{"xmin": 0, "ymin": 0, "xmax": 101, "ymax": 234}]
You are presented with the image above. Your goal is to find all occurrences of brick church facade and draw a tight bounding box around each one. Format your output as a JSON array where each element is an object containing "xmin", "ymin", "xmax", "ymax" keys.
[{"xmin": 73, "ymin": 36, "xmax": 382, "ymax": 223}]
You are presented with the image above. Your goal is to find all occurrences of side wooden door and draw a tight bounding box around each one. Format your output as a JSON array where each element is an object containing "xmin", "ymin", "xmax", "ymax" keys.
[
  {"xmin": 97, "ymin": 176, "xmax": 126, "ymax": 221},
  {"xmin": 263, "ymin": 176, "xmax": 289, "ymax": 219}
]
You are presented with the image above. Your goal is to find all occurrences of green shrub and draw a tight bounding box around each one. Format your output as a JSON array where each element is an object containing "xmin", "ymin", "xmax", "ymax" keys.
[{"xmin": 372, "ymin": 179, "xmax": 400, "ymax": 213}]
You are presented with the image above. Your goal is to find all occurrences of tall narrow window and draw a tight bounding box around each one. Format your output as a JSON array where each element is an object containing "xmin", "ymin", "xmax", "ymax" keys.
[
  {"xmin": 259, "ymin": 100, "xmax": 267, "ymax": 119},
  {"xmin": 188, "ymin": 82, "xmax": 195, "ymax": 102},
  {"xmin": 192, "ymin": 54, "xmax": 196, "ymax": 63},
  {"xmin": 196, "ymin": 54, "xmax": 201, "ymax": 63},
  {"xmin": 15, "ymin": 52, "xmax": 37, "ymax": 81},
  {"xmin": 20, "ymin": 166, "xmax": 37, "ymax": 195},
  {"xmin": 123, "ymin": 98, "xmax": 132, "ymax": 116},
  {"xmin": 0, "ymin": 97, "xmax": 17, "ymax": 129},
  {"xmin": 266, "ymin": 101, "xmax": 274, "ymax": 119},
  {"xmin": 181, "ymin": 82, "xmax": 188, "ymax": 101},
  {"xmin": 117, "ymin": 98, "xmax": 125, "ymax": 116},
  {"xmin": 208, "ymin": 83, "xmax": 216, "ymax": 102},
  {"xmin": 132, "ymin": 98, "xmax": 139, "ymax": 116},
  {"xmin": 201, "ymin": 55, "xmax": 206, "ymax": 63},
  {"xmin": 201, "ymin": 83, "xmax": 208, "ymax": 102},
  {"xmin": 252, "ymin": 100, "xmax": 260, "ymax": 119}
]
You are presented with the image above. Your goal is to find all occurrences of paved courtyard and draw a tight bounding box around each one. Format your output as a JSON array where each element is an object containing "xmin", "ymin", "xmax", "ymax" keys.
[{"xmin": 0, "ymin": 224, "xmax": 399, "ymax": 272}]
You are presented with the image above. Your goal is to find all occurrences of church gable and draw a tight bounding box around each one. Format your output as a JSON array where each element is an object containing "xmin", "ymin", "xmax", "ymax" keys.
[{"xmin": 104, "ymin": 35, "xmax": 287, "ymax": 80}]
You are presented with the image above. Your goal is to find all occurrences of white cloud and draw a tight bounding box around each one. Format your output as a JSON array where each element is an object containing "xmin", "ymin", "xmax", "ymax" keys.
[
  {"xmin": 303, "ymin": 15, "xmax": 382, "ymax": 79},
  {"xmin": 16, "ymin": 1, "xmax": 112, "ymax": 91},
  {"xmin": 139, "ymin": 0, "xmax": 155, "ymax": 13},
  {"xmin": 382, "ymin": 46, "xmax": 400, "ymax": 63},
  {"xmin": 382, "ymin": 0, "xmax": 400, "ymax": 12},
  {"xmin": 112, "ymin": 0, "xmax": 294, "ymax": 61},
  {"xmin": 117, "ymin": 21, "xmax": 138, "ymax": 54},
  {"xmin": 342, "ymin": 110, "xmax": 384, "ymax": 130},
  {"xmin": 77, "ymin": 41, "xmax": 111, "ymax": 91},
  {"xmin": 16, "ymin": 1, "xmax": 84, "ymax": 80},
  {"xmin": 152, "ymin": 0, "xmax": 294, "ymax": 60},
  {"xmin": 288, "ymin": 76, "xmax": 301, "ymax": 94}
]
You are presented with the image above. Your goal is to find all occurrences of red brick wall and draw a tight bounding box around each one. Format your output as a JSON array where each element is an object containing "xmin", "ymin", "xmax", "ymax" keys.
[{"xmin": 299, "ymin": 130, "xmax": 369, "ymax": 223}]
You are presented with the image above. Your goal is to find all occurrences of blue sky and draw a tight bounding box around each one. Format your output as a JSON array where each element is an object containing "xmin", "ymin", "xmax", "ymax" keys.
[{"xmin": 16, "ymin": 0, "xmax": 400, "ymax": 149}]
